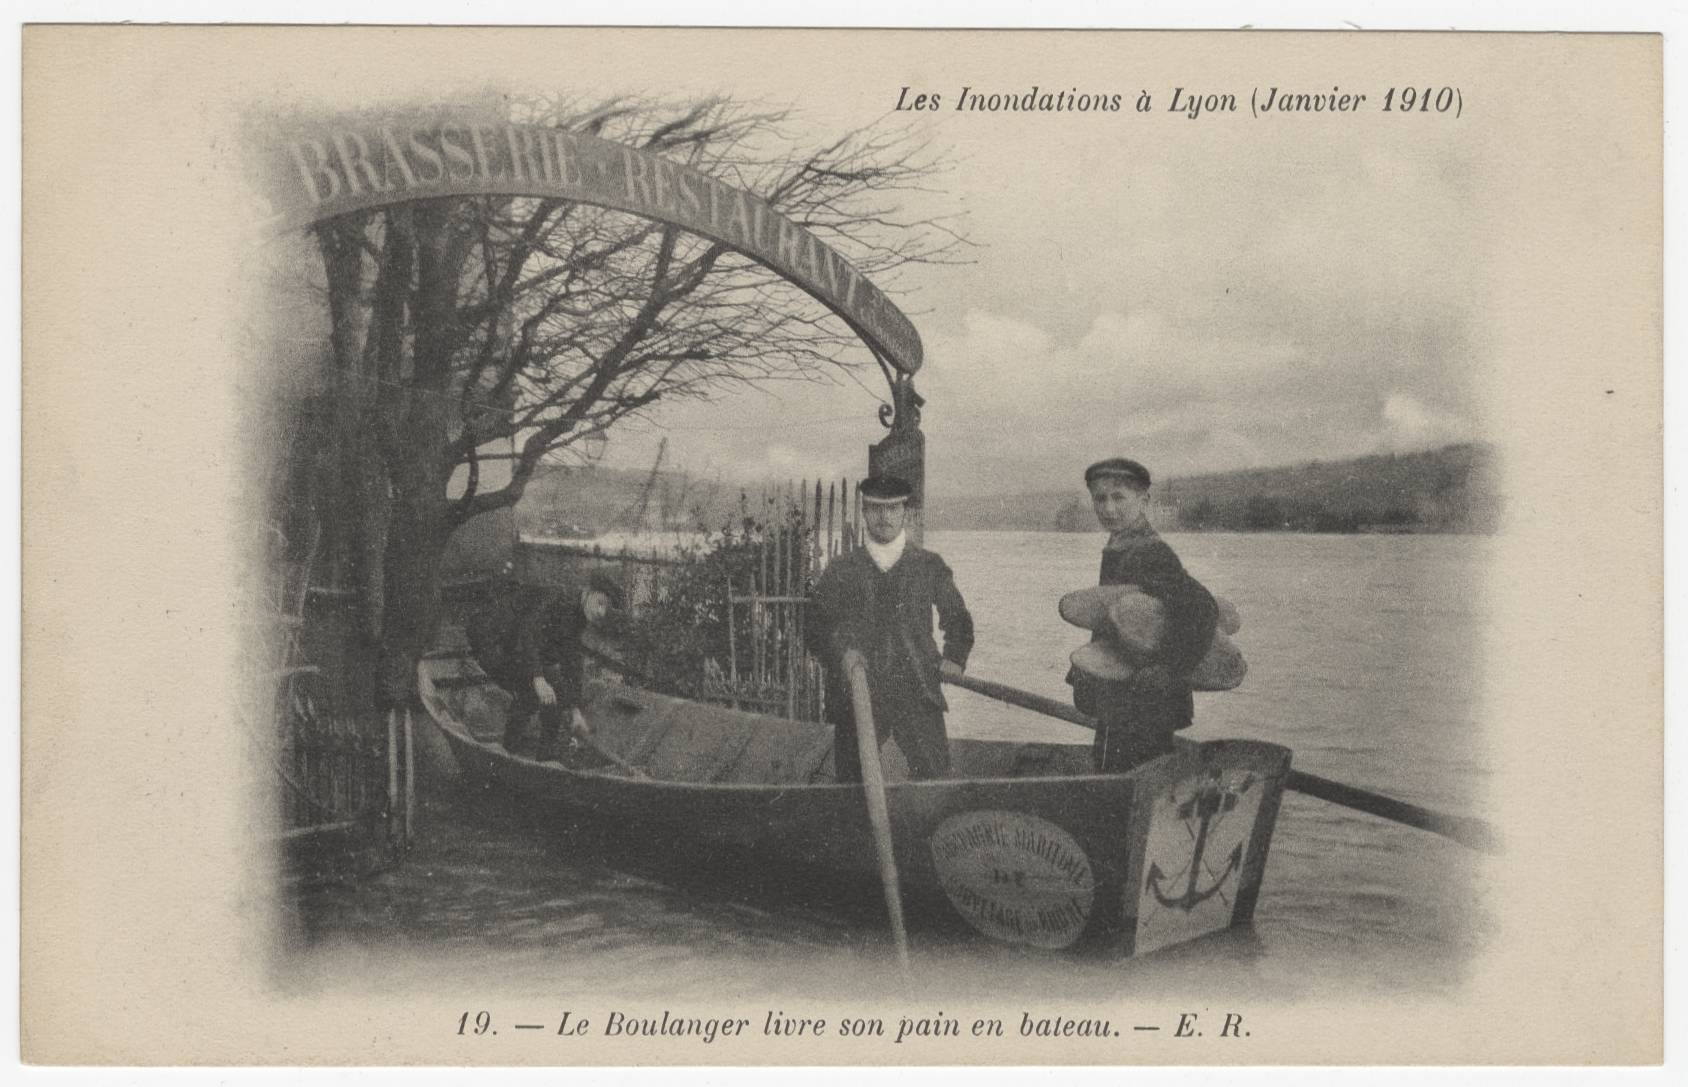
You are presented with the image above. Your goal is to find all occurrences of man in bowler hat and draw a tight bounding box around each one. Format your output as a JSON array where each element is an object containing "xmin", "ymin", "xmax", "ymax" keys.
[{"xmin": 805, "ymin": 475, "xmax": 974, "ymax": 781}]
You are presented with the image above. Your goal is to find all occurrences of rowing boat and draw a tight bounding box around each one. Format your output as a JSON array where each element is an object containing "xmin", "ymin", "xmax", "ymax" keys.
[{"xmin": 417, "ymin": 652, "xmax": 1291, "ymax": 958}]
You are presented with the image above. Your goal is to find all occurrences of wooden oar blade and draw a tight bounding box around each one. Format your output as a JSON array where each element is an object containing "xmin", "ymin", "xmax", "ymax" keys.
[
  {"xmin": 1285, "ymin": 770, "xmax": 1501, "ymax": 854},
  {"xmin": 843, "ymin": 649, "xmax": 911, "ymax": 972}
]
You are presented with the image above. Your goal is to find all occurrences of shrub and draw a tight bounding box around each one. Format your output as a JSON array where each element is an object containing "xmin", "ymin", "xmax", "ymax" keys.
[{"xmin": 613, "ymin": 494, "xmax": 815, "ymax": 700}]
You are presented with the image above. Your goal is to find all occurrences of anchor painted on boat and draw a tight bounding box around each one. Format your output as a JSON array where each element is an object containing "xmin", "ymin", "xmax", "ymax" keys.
[{"xmin": 1145, "ymin": 778, "xmax": 1249, "ymax": 911}]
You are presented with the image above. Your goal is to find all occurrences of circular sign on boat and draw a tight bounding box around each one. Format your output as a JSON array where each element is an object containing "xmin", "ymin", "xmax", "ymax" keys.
[{"xmin": 929, "ymin": 810, "xmax": 1095, "ymax": 949}]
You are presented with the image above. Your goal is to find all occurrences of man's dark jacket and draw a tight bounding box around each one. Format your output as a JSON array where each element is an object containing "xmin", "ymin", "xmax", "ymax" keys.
[
  {"xmin": 1068, "ymin": 524, "xmax": 1218, "ymax": 731},
  {"xmin": 805, "ymin": 544, "xmax": 975, "ymax": 720},
  {"xmin": 468, "ymin": 583, "xmax": 589, "ymax": 712}
]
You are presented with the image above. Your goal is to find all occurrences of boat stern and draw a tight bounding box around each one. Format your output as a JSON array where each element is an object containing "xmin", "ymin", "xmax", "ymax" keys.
[{"xmin": 1119, "ymin": 740, "xmax": 1291, "ymax": 957}]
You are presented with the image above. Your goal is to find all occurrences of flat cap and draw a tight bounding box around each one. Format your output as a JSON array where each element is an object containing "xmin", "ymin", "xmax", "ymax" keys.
[
  {"xmin": 859, "ymin": 475, "xmax": 913, "ymax": 504},
  {"xmin": 1083, "ymin": 457, "xmax": 1151, "ymax": 489}
]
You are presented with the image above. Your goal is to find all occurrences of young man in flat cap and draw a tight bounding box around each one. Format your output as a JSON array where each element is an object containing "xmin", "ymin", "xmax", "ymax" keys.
[
  {"xmin": 469, "ymin": 569, "xmax": 624, "ymax": 762},
  {"xmin": 1070, "ymin": 458, "xmax": 1218, "ymax": 772},
  {"xmin": 806, "ymin": 475, "xmax": 975, "ymax": 781}
]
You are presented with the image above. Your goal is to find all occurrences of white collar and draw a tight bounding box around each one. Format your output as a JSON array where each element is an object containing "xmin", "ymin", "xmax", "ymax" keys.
[{"xmin": 864, "ymin": 531, "xmax": 907, "ymax": 573}]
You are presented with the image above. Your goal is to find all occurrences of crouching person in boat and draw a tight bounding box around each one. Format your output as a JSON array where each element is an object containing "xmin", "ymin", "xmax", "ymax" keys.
[
  {"xmin": 805, "ymin": 475, "xmax": 975, "ymax": 781},
  {"xmin": 467, "ymin": 569, "xmax": 624, "ymax": 762},
  {"xmin": 1069, "ymin": 457, "xmax": 1218, "ymax": 773}
]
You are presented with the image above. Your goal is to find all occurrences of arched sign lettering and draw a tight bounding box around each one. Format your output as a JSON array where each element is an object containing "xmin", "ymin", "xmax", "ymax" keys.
[{"xmin": 262, "ymin": 121, "xmax": 922, "ymax": 375}]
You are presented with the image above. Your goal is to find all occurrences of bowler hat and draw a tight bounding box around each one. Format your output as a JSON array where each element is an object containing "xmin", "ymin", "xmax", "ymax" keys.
[{"xmin": 859, "ymin": 475, "xmax": 913, "ymax": 504}]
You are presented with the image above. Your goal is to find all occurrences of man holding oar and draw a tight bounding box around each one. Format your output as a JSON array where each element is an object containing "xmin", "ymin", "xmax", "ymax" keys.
[{"xmin": 806, "ymin": 475, "xmax": 974, "ymax": 781}]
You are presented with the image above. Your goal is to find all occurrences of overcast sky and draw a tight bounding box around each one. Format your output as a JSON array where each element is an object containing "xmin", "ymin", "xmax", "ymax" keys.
[
  {"xmin": 253, "ymin": 32, "xmax": 1493, "ymax": 500},
  {"xmin": 590, "ymin": 86, "xmax": 1485, "ymax": 497}
]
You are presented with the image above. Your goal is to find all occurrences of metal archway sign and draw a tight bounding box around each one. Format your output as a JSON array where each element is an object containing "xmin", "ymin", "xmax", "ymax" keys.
[{"xmin": 261, "ymin": 119, "xmax": 923, "ymax": 375}]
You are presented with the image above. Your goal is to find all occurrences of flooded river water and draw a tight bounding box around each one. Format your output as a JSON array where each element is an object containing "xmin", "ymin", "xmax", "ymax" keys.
[{"xmin": 281, "ymin": 530, "xmax": 1496, "ymax": 1004}]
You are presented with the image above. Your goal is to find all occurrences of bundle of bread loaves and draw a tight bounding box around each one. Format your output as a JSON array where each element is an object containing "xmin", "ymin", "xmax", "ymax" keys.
[{"xmin": 1059, "ymin": 585, "xmax": 1247, "ymax": 692}]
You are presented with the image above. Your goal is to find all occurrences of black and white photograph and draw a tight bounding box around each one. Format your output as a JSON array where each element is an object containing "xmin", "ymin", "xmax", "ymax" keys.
[{"xmin": 18, "ymin": 19, "xmax": 1665, "ymax": 1068}]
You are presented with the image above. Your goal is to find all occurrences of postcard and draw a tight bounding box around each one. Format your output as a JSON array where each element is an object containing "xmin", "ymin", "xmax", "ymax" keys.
[{"xmin": 20, "ymin": 25, "xmax": 1662, "ymax": 1065}]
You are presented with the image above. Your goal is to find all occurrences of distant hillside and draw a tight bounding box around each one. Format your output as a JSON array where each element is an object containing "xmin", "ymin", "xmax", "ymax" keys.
[
  {"xmin": 513, "ymin": 461, "xmax": 813, "ymax": 538},
  {"xmin": 926, "ymin": 443, "xmax": 1501, "ymax": 534},
  {"xmin": 515, "ymin": 463, "xmax": 720, "ymax": 537},
  {"xmin": 923, "ymin": 491, "xmax": 1092, "ymax": 534},
  {"xmin": 506, "ymin": 443, "xmax": 1501, "ymax": 538}
]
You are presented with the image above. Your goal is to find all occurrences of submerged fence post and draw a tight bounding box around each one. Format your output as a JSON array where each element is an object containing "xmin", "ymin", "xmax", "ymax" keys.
[
  {"xmin": 403, "ymin": 704, "xmax": 415, "ymax": 848},
  {"xmin": 726, "ymin": 575, "xmax": 741, "ymax": 710},
  {"xmin": 812, "ymin": 479, "xmax": 823, "ymax": 575},
  {"xmin": 385, "ymin": 706, "xmax": 400, "ymax": 849}
]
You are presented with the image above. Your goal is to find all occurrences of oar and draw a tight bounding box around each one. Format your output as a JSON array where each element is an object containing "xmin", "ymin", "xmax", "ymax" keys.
[
  {"xmin": 842, "ymin": 649, "xmax": 911, "ymax": 972},
  {"xmin": 1281, "ymin": 768, "xmax": 1496, "ymax": 853},
  {"xmin": 946, "ymin": 670, "xmax": 1092, "ymax": 729},
  {"xmin": 942, "ymin": 670, "xmax": 1500, "ymax": 854}
]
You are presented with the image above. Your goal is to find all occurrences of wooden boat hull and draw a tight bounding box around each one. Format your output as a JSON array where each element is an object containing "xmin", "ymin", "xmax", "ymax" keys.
[{"xmin": 418, "ymin": 655, "xmax": 1290, "ymax": 957}]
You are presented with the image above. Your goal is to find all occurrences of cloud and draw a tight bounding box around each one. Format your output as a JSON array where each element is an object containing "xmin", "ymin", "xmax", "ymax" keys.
[
  {"xmin": 591, "ymin": 120, "xmax": 1488, "ymax": 498},
  {"xmin": 1379, "ymin": 391, "xmax": 1472, "ymax": 451},
  {"xmin": 907, "ymin": 296, "xmax": 1479, "ymax": 494}
]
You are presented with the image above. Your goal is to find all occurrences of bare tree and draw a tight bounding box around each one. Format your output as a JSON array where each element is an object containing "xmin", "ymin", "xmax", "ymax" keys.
[{"xmin": 280, "ymin": 96, "xmax": 967, "ymax": 707}]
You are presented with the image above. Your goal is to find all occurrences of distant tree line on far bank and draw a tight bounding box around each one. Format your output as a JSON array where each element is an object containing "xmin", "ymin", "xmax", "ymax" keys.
[
  {"xmin": 1050, "ymin": 494, "xmax": 1422, "ymax": 533},
  {"xmin": 1172, "ymin": 496, "xmax": 1421, "ymax": 533},
  {"xmin": 508, "ymin": 444, "xmax": 1503, "ymax": 540},
  {"xmin": 1042, "ymin": 443, "xmax": 1500, "ymax": 535}
]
